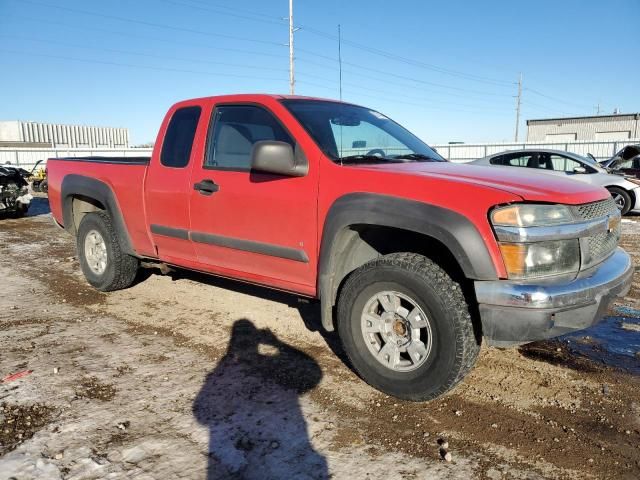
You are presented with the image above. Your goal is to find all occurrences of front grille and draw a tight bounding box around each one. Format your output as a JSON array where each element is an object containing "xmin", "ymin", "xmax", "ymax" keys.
[
  {"xmin": 573, "ymin": 197, "xmax": 617, "ymax": 220},
  {"xmin": 586, "ymin": 230, "xmax": 619, "ymax": 263},
  {"xmin": 573, "ymin": 197, "xmax": 620, "ymax": 269}
]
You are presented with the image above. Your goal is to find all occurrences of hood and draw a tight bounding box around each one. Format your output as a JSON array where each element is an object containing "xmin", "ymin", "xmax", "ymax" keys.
[{"xmin": 354, "ymin": 162, "xmax": 610, "ymax": 205}]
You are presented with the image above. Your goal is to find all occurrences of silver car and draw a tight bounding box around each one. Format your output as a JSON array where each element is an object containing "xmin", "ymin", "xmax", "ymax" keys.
[{"xmin": 470, "ymin": 149, "xmax": 640, "ymax": 214}]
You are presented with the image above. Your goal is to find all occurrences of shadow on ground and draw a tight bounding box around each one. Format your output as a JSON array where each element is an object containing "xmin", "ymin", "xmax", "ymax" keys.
[
  {"xmin": 193, "ymin": 319, "xmax": 328, "ymax": 479},
  {"xmin": 166, "ymin": 268, "xmax": 350, "ymax": 365}
]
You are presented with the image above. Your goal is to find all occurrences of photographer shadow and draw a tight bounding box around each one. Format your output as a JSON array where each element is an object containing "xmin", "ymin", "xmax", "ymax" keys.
[{"xmin": 193, "ymin": 319, "xmax": 328, "ymax": 480}]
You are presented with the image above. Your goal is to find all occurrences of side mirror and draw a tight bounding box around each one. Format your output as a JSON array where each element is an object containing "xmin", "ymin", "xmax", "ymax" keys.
[
  {"xmin": 251, "ymin": 140, "xmax": 308, "ymax": 177},
  {"xmin": 573, "ymin": 166, "xmax": 587, "ymax": 174}
]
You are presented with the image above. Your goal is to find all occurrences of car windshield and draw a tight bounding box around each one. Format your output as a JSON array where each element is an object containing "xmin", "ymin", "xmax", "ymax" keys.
[
  {"xmin": 281, "ymin": 99, "xmax": 445, "ymax": 164},
  {"xmin": 575, "ymin": 153, "xmax": 600, "ymax": 167}
]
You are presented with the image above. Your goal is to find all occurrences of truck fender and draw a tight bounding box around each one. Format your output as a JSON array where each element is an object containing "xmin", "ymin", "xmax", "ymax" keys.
[
  {"xmin": 60, "ymin": 174, "xmax": 136, "ymax": 256},
  {"xmin": 318, "ymin": 193, "xmax": 498, "ymax": 331}
]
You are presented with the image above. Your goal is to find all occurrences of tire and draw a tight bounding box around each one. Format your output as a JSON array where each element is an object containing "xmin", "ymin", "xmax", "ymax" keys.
[
  {"xmin": 76, "ymin": 211, "xmax": 139, "ymax": 291},
  {"xmin": 337, "ymin": 252, "xmax": 480, "ymax": 401},
  {"xmin": 40, "ymin": 180, "xmax": 48, "ymax": 194},
  {"xmin": 608, "ymin": 187, "xmax": 632, "ymax": 215},
  {"xmin": 10, "ymin": 204, "xmax": 28, "ymax": 218}
]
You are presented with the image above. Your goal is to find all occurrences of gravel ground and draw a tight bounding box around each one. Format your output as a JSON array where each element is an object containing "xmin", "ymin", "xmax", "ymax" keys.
[{"xmin": 0, "ymin": 196, "xmax": 639, "ymax": 479}]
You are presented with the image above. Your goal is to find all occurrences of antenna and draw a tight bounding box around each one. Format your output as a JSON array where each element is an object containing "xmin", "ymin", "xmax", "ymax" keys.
[
  {"xmin": 288, "ymin": 0, "xmax": 294, "ymax": 94},
  {"xmin": 338, "ymin": 24, "xmax": 343, "ymax": 101}
]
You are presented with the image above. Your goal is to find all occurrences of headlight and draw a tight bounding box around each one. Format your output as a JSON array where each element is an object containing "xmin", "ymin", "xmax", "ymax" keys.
[
  {"xmin": 499, "ymin": 240, "xmax": 580, "ymax": 279},
  {"xmin": 491, "ymin": 204, "xmax": 580, "ymax": 279},
  {"xmin": 491, "ymin": 204, "xmax": 573, "ymax": 227}
]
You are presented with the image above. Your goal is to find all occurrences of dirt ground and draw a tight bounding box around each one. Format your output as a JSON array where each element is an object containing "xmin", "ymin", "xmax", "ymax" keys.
[{"xmin": 1, "ymin": 196, "xmax": 639, "ymax": 480}]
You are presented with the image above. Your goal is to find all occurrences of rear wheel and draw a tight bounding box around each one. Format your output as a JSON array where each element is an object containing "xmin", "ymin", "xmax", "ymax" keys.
[
  {"xmin": 608, "ymin": 187, "xmax": 632, "ymax": 215},
  {"xmin": 337, "ymin": 252, "xmax": 480, "ymax": 401},
  {"xmin": 77, "ymin": 211, "xmax": 139, "ymax": 291}
]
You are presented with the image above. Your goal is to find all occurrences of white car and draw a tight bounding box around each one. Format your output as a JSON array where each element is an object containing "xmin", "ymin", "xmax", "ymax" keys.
[{"xmin": 470, "ymin": 149, "xmax": 640, "ymax": 214}]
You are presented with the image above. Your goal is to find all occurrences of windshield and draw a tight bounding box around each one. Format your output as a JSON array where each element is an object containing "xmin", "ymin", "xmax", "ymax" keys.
[
  {"xmin": 576, "ymin": 153, "xmax": 600, "ymax": 167},
  {"xmin": 281, "ymin": 99, "xmax": 445, "ymax": 164}
]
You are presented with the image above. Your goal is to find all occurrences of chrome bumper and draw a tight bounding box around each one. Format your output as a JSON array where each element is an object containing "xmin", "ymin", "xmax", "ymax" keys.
[{"xmin": 475, "ymin": 248, "xmax": 633, "ymax": 346}]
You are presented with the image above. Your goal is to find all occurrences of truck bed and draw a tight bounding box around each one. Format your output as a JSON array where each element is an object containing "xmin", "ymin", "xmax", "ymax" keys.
[{"xmin": 47, "ymin": 156, "xmax": 156, "ymax": 257}]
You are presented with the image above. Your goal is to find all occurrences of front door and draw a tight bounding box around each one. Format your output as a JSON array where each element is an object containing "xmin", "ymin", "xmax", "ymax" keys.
[{"xmin": 188, "ymin": 103, "xmax": 318, "ymax": 293}]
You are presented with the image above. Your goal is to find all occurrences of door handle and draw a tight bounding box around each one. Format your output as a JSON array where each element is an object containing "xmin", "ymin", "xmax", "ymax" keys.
[{"xmin": 193, "ymin": 179, "xmax": 219, "ymax": 196}]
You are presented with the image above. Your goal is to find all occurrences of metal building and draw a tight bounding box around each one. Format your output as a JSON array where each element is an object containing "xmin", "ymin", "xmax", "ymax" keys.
[
  {"xmin": 526, "ymin": 113, "xmax": 640, "ymax": 143},
  {"xmin": 0, "ymin": 120, "xmax": 130, "ymax": 148}
]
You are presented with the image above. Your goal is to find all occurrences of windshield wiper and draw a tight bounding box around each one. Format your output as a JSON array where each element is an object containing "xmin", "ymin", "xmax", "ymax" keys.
[
  {"xmin": 338, "ymin": 155, "xmax": 396, "ymax": 164},
  {"xmin": 391, "ymin": 153, "xmax": 440, "ymax": 162}
]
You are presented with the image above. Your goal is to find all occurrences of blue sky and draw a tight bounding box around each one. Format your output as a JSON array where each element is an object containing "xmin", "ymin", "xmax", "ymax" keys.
[{"xmin": 1, "ymin": 0, "xmax": 638, "ymax": 145}]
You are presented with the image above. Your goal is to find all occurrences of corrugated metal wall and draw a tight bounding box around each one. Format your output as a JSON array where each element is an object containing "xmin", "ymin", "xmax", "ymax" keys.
[
  {"xmin": 0, "ymin": 121, "xmax": 130, "ymax": 148},
  {"xmin": 526, "ymin": 115, "xmax": 640, "ymax": 142}
]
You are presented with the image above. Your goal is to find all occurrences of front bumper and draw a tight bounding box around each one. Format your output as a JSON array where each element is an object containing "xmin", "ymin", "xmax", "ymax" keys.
[{"xmin": 475, "ymin": 248, "xmax": 633, "ymax": 347}]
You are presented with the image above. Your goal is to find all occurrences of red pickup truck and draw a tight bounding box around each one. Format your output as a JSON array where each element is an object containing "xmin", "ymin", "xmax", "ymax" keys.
[{"xmin": 48, "ymin": 94, "xmax": 633, "ymax": 401}]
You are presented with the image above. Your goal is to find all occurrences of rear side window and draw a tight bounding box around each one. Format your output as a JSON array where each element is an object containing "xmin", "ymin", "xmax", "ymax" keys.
[
  {"xmin": 161, "ymin": 106, "xmax": 201, "ymax": 168},
  {"xmin": 490, "ymin": 152, "xmax": 535, "ymax": 167},
  {"xmin": 205, "ymin": 105, "xmax": 294, "ymax": 170}
]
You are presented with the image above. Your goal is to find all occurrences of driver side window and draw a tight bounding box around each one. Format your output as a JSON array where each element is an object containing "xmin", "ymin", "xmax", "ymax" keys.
[{"xmin": 205, "ymin": 105, "xmax": 294, "ymax": 171}]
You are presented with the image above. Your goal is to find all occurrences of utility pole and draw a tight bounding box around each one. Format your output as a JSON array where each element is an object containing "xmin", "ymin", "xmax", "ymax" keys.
[
  {"xmin": 338, "ymin": 24, "xmax": 343, "ymax": 100},
  {"xmin": 288, "ymin": 0, "xmax": 295, "ymax": 94},
  {"xmin": 514, "ymin": 72, "xmax": 522, "ymax": 142}
]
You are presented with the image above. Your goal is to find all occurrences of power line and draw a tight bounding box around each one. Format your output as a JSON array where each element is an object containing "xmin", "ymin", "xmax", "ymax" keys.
[
  {"xmin": 520, "ymin": 100, "xmax": 571, "ymax": 116},
  {"xmin": 9, "ymin": 14, "xmax": 286, "ymax": 60},
  {"xmin": 296, "ymin": 49, "xmax": 513, "ymax": 98},
  {"xmin": 296, "ymin": 72, "xmax": 513, "ymax": 112},
  {"xmin": 167, "ymin": 0, "xmax": 285, "ymax": 22},
  {"xmin": 297, "ymin": 24, "xmax": 515, "ymax": 87},
  {"xmin": 8, "ymin": 13, "xmax": 510, "ymax": 108},
  {"xmin": 15, "ymin": 0, "xmax": 283, "ymax": 46},
  {"xmin": 525, "ymin": 87, "xmax": 592, "ymax": 110},
  {"xmin": 296, "ymin": 76, "xmax": 513, "ymax": 114},
  {"xmin": 0, "ymin": 34, "xmax": 289, "ymax": 72},
  {"xmin": 0, "ymin": 49, "xmax": 287, "ymax": 83},
  {"xmin": 9, "ymin": 0, "xmax": 600, "ymax": 120},
  {"xmin": 157, "ymin": 0, "xmax": 286, "ymax": 26}
]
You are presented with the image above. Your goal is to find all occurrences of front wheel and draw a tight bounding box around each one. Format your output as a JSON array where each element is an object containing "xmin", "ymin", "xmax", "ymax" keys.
[
  {"xmin": 77, "ymin": 211, "xmax": 139, "ymax": 291},
  {"xmin": 608, "ymin": 187, "xmax": 632, "ymax": 215},
  {"xmin": 337, "ymin": 253, "xmax": 480, "ymax": 401}
]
